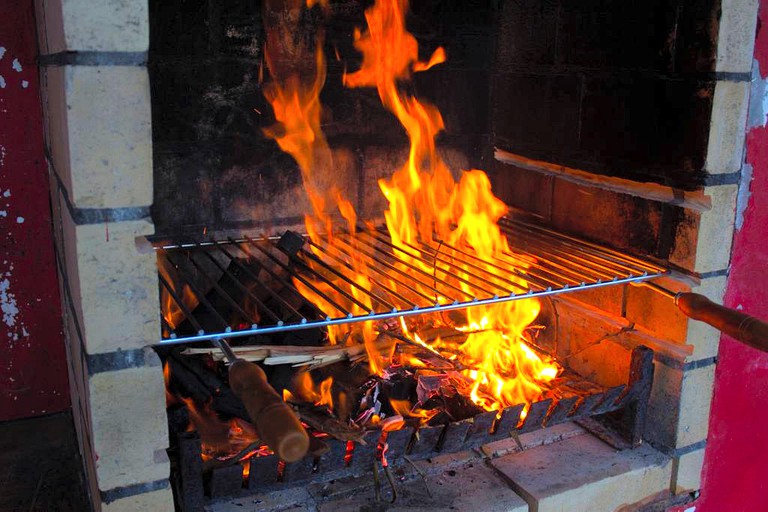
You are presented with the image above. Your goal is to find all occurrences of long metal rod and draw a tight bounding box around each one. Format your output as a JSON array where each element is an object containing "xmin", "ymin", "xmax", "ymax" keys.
[
  {"xmin": 293, "ymin": 245, "xmax": 396, "ymax": 311},
  {"xmin": 184, "ymin": 250, "xmax": 259, "ymax": 326},
  {"xmin": 413, "ymin": 232, "xmax": 572, "ymax": 291},
  {"xmin": 156, "ymin": 273, "xmax": 659, "ymax": 345},
  {"xmin": 505, "ymin": 227, "xmax": 644, "ymax": 278},
  {"xmin": 394, "ymin": 237, "xmax": 530, "ymax": 294},
  {"xmin": 318, "ymin": 238, "xmax": 439, "ymax": 309},
  {"xmin": 509, "ymin": 225, "xmax": 644, "ymax": 276}
]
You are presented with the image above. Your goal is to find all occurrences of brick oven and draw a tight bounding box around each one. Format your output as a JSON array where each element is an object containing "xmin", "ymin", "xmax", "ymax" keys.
[{"xmin": 34, "ymin": 0, "xmax": 758, "ymax": 510}]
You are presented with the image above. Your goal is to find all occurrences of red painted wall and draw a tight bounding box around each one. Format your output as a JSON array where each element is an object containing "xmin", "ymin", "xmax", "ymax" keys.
[
  {"xmin": 0, "ymin": 1, "xmax": 69, "ymax": 420},
  {"xmin": 677, "ymin": 2, "xmax": 768, "ymax": 510}
]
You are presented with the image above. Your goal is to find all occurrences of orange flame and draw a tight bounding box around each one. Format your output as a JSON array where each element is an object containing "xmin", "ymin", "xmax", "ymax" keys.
[
  {"xmin": 158, "ymin": 260, "xmax": 197, "ymax": 333},
  {"xmin": 294, "ymin": 372, "xmax": 335, "ymax": 411},
  {"xmin": 262, "ymin": 0, "xmax": 560, "ymax": 413}
]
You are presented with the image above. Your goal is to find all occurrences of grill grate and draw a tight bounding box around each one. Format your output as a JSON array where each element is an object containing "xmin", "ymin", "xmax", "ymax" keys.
[{"xmin": 156, "ymin": 218, "xmax": 667, "ymax": 345}]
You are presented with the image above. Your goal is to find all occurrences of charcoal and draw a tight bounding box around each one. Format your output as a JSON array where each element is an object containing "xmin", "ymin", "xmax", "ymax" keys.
[
  {"xmin": 425, "ymin": 392, "xmax": 483, "ymax": 426},
  {"xmin": 416, "ymin": 374, "xmax": 450, "ymax": 404},
  {"xmin": 277, "ymin": 230, "xmax": 305, "ymax": 256},
  {"xmin": 377, "ymin": 371, "xmax": 418, "ymax": 415}
]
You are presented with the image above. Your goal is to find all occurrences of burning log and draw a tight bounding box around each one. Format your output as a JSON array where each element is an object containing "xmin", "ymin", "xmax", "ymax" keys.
[{"xmin": 290, "ymin": 402, "xmax": 367, "ymax": 444}]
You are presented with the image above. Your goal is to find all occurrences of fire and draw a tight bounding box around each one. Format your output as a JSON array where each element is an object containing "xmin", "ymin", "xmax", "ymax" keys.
[
  {"xmin": 165, "ymin": 362, "xmax": 268, "ymax": 462},
  {"xmin": 262, "ymin": 0, "xmax": 560, "ymax": 415},
  {"xmin": 182, "ymin": 396, "xmax": 268, "ymax": 461},
  {"xmin": 293, "ymin": 372, "xmax": 335, "ymax": 411},
  {"xmin": 158, "ymin": 260, "xmax": 197, "ymax": 333},
  {"xmin": 390, "ymin": 398, "xmax": 437, "ymax": 422}
]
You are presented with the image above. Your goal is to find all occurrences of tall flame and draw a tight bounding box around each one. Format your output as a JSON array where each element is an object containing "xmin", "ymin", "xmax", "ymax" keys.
[{"xmin": 262, "ymin": 0, "xmax": 559, "ymax": 413}]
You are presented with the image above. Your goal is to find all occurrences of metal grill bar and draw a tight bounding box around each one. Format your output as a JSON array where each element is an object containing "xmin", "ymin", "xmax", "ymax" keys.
[{"xmin": 156, "ymin": 219, "xmax": 667, "ymax": 345}]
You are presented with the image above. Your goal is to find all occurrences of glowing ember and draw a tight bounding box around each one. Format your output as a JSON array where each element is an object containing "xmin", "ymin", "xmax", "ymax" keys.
[{"xmin": 260, "ymin": 0, "xmax": 560, "ymax": 418}]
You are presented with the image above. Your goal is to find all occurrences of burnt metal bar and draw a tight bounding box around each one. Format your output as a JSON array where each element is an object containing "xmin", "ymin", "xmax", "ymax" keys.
[
  {"xmin": 176, "ymin": 432, "xmax": 205, "ymax": 512},
  {"xmin": 281, "ymin": 457, "xmax": 315, "ymax": 483},
  {"xmin": 590, "ymin": 385, "xmax": 627, "ymax": 414},
  {"xmin": 569, "ymin": 392, "xmax": 609, "ymax": 420},
  {"xmin": 247, "ymin": 455, "xmax": 279, "ymax": 488},
  {"xmin": 439, "ymin": 419, "xmax": 473, "ymax": 453},
  {"xmin": 518, "ymin": 398, "xmax": 554, "ymax": 434},
  {"xmin": 208, "ymin": 465, "xmax": 243, "ymax": 498},
  {"xmin": 544, "ymin": 396, "xmax": 580, "ymax": 426},
  {"xmin": 495, "ymin": 403, "xmax": 525, "ymax": 436},
  {"xmin": 408, "ymin": 425, "xmax": 444, "ymax": 458},
  {"xmin": 464, "ymin": 410, "xmax": 497, "ymax": 448}
]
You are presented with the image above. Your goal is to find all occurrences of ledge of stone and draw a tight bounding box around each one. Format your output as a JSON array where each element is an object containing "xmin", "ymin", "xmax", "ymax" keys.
[{"xmin": 490, "ymin": 433, "xmax": 672, "ymax": 512}]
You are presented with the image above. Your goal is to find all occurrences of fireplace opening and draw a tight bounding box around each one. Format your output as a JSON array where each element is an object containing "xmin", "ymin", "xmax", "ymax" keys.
[
  {"xmin": 143, "ymin": 0, "xmax": 724, "ymax": 510},
  {"xmin": 154, "ymin": 228, "xmax": 658, "ymax": 509}
]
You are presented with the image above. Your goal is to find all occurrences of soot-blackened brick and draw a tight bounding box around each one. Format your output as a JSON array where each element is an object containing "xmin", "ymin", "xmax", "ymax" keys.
[
  {"xmin": 549, "ymin": 178, "xmax": 663, "ymax": 255},
  {"xmin": 492, "ymin": 73, "xmax": 582, "ymax": 154},
  {"xmin": 415, "ymin": 68, "xmax": 491, "ymax": 137},
  {"xmin": 149, "ymin": 59, "xmax": 266, "ymax": 145},
  {"xmin": 579, "ymin": 76, "xmax": 713, "ymax": 188},
  {"xmin": 215, "ymin": 1, "xmax": 264, "ymax": 57},
  {"xmin": 496, "ymin": 0, "xmax": 558, "ymax": 70},
  {"xmin": 150, "ymin": 0, "xmax": 212, "ymax": 56},
  {"xmin": 490, "ymin": 160, "xmax": 553, "ymax": 220},
  {"xmin": 151, "ymin": 148, "xmax": 220, "ymax": 233},
  {"xmin": 411, "ymin": 0, "xmax": 496, "ymax": 68},
  {"xmin": 557, "ymin": 0, "xmax": 678, "ymax": 72},
  {"xmin": 320, "ymin": 72, "xmax": 404, "ymax": 141},
  {"xmin": 674, "ymin": 0, "xmax": 720, "ymax": 73}
]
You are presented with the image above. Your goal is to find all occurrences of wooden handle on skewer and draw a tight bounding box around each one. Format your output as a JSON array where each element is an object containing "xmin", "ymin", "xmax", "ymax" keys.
[
  {"xmin": 228, "ymin": 360, "xmax": 310, "ymax": 462},
  {"xmin": 676, "ymin": 293, "xmax": 768, "ymax": 353}
]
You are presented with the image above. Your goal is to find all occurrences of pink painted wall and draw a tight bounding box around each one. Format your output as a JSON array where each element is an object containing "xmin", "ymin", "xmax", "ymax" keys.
[
  {"xmin": 675, "ymin": 1, "xmax": 768, "ymax": 509},
  {"xmin": 0, "ymin": 0, "xmax": 69, "ymax": 420}
]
